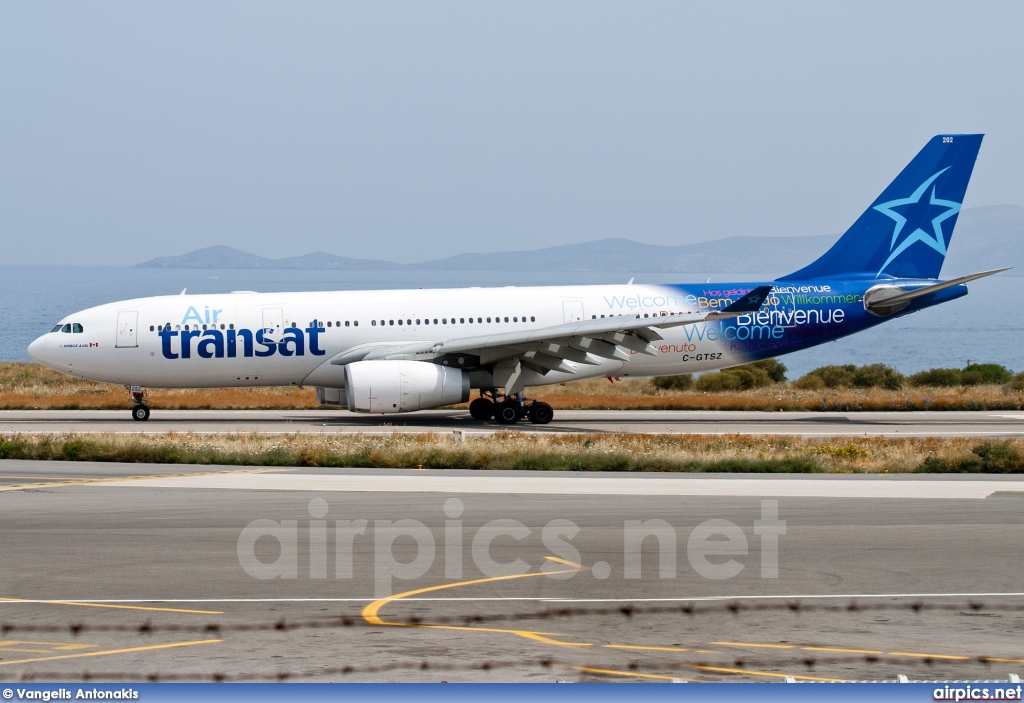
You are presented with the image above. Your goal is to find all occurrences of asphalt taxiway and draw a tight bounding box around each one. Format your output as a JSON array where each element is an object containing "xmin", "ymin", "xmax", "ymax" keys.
[
  {"xmin": 1, "ymin": 460, "xmax": 1023, "ymax": 683},
  {"xmin": 2, "ymin": 408, "xmax": 1024, "ymax": 437}
]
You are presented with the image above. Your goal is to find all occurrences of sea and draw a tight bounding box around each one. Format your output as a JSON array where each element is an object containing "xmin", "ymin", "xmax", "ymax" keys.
[{"xmin": 1, "ymin": 266, "xmax": 1019, "ymax": 379}]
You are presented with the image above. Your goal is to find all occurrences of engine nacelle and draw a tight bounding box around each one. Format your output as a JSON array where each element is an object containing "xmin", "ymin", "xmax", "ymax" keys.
[{"xmin": 344, "ymin": 360, "xmax": 470, "ymax": 413}]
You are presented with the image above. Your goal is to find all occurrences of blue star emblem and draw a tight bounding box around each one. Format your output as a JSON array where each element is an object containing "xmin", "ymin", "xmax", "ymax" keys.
[{"xmin": 873, "ymin": 167, "xmax": 961, "ymax": 277}]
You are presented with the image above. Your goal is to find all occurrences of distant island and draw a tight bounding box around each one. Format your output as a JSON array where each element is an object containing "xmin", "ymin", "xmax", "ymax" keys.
[{"xmin": 136, "ymin": 205, "xmax": 1023, "ymax": 275}]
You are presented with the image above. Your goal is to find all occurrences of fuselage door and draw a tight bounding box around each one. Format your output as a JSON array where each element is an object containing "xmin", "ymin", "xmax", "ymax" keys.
[
  {"xmin": 262, "ymin": 308, "xmax": 284, "ymax": 342},
  {"xmin": 562, "ymin": 300, "xmax": 585, "ymax": 323},
  {"xmin": 115, "ymin": 311, "xmax": 138, "ymax": 348}
]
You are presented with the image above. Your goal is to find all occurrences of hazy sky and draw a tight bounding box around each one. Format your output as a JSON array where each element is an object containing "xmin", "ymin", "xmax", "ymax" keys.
[{"xmin": 2, "ymin": 1, "xmax": 1022, "ymax": 266}]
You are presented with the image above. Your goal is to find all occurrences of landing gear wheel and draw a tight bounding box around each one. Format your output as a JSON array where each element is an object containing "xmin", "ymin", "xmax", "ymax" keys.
[
  {"xmin": 494, "ymin": 400, "xmax": 522, "ymax": 425},
  {"xmin": 131, "ymin": 404, "xmax": 151, "ymax": 422},
  {"xmin": 469, "ymin": 397, "xmax": 494, "ymax": 421},
  {"xmin": 528, "ymin": 402, "xmax": 553, "ymax": 425}
]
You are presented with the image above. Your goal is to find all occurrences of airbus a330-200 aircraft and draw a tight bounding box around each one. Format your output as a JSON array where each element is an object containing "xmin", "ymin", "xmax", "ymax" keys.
[{"xmin": 29, "ymin": 134, "xmax": 1005, "ymax": 424}]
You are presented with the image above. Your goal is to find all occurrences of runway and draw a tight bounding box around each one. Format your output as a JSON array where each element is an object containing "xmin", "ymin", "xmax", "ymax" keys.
[
  {"xmin": 1, "ymin": 460, "xmax": 1023, "ymax": 683},
  {"xmin": 3, "ymin": 408, "xmax": 1024, "ymax": 437}
]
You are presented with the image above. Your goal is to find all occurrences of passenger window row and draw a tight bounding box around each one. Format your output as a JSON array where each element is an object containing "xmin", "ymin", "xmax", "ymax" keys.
[
  {"xmin": 151, "ymin": 322, "xmax": 362, "ymax": 332},
  {"xmin": 302, "ymin": 321, "xmax": 359, "ymax": 328},
  {"xmin": 591, "ymin": 313, "xmax": 675, "ymax": 319},
  {"xmin": 372, "ymin": 316, "xmax": 537, "ymax": 327},
  {"xmin": 149, "ymin": 315, "xmax": 544, "ymax": 332},
  {"xmin": 153, "ymin": 324, "xmax": 234, "ymax": 332}
]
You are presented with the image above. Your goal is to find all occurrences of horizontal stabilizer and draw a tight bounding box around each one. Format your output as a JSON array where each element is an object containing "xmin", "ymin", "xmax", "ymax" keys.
[{"xmin": 866, "ymin": 268, "xmax": 1010, "ymax": 311}]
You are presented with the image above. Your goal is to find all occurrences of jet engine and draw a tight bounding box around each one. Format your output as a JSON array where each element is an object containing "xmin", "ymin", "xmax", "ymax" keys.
[{"xmin": 343, "ymin": 360, "xmax": 470, "ymax": 413}]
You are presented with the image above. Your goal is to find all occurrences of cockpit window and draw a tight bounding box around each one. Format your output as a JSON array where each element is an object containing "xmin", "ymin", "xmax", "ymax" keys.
[
  {"xmin": 61, "ymin": 324, "xmax": 72, "ymax": 333},
  {"xmin": 51, "ymin": 324, "xmax": 63, "ymax": 333},
  {"xmin": 72, "ymin": 323, "xmax": 83, "ymax": 333}
]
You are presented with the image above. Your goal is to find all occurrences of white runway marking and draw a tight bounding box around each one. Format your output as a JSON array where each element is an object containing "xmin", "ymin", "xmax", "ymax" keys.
[
  {"xmin": 4, "ymin": 593, "xmax": 1023, "ymax": 605},
  {"xmin": 95, "ymin": 472, "xmax": 1024, "ymax": 499}
]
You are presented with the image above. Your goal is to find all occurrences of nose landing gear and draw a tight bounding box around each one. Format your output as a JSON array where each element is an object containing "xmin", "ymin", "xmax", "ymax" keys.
[{"xmin": 129, "ymin": 385, "xmax": 150, "ymax": 421}]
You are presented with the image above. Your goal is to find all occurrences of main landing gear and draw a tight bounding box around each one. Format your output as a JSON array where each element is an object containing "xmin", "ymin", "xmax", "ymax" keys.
[
  {"xmin": 129, "ymin": 385, "xmax": 150, "ymax": 421},
  {"xmin": 469, "ymin": 397, "xmax": 494, "ymax": 421},
  {"xmin": 469, "ymin": 391, "xmax": 553, "ymax": 425}
]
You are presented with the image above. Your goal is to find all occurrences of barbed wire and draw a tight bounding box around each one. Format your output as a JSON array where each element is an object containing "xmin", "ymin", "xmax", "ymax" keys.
[
  {"xmin": 2, "ymin": 599, "xmax": 1021, "ymax": 682},
  {"xmin": 0, "ymin": 658, "xmax": 550, "ymax": 683},
  {"xmin": 3, "ymin": 598, "xmax": 1023, "ymax": 638},
  {"xmin": 1, "ymin": 651, "xmax": 1017, "ymax": 684},
  {"xmin": 389, "ymin": 599, "xmax": 1024, "ymax": 624}
]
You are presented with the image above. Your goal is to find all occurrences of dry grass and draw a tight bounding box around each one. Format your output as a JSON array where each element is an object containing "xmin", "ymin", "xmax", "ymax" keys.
[
  {"xmin": 3, "ymin": 362, "xmax": 1022, "ymax": 411},
  {"xmin": 1, "ymin": 431, "xmax": 1020, "ymax": 473},
  {"xmin": 526, "ymin": 377, "xmax": 1024, "ymax": 411},
  {"xmin": 532, "ymin": 378, "xmax": 1024, "ymax": 413},
  {"xmin": 0, "ymin": 362, "xmax": 319, "ymax": 410}
]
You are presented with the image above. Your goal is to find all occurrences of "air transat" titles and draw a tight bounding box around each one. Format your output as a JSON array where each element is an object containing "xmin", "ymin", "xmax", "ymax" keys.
[{"xmin": 158, "ymin": 326, "xmax": 326, "ymax": 360}]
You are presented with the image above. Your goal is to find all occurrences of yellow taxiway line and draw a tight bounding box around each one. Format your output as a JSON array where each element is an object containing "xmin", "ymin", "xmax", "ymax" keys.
[
  {"xmin": 359, "ymin": 564, "xmax": 1024, "ymax": 682},
  {"xmin": 0, "ymin": 639, "xmax": 221, "ymax": 667},
  {"xmin": 0, "ymin": 596, "xmax": 222, "ymax": 615}
]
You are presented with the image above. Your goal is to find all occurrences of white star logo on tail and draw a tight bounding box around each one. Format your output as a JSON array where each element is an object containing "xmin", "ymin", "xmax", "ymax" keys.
[{"xmin": 873, "ymin": 167, "xmax": 961, "ymax": 277}]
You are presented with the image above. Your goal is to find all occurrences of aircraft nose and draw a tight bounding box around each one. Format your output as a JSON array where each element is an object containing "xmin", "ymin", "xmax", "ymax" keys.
[{"xmin": 27, "ymin": 335, "xmax": 47, "ymax": 363}]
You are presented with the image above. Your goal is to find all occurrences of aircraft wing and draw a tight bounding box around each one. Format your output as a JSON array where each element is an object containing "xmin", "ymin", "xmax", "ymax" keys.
[{"xmin": 329, "ymin": 286, "xmax": 772, "ymax": 375}]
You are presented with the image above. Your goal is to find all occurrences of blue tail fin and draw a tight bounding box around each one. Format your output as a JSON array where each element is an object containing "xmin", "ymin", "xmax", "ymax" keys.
[{"xmin": 779, "ymin": 134, "xmax": 983, "ymax": 281}]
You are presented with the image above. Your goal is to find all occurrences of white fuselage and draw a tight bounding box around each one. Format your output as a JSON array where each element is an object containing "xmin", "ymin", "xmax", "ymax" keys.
[{"xmin": 28, "ymin": 283, "xmax": 746, "ymax": 390}]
